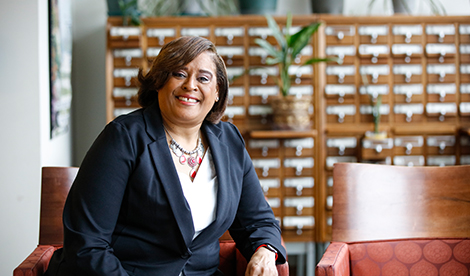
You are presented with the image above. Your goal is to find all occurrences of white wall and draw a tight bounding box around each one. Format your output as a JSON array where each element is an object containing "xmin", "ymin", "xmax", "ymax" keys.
[{"xmin": 0, "ymin": 0, "xmax": 72, "ymax": 275}]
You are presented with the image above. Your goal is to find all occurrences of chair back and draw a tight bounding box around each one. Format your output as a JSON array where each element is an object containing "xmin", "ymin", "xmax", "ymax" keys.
[
  {"xmin": 332, "ymin": 163, "xmax": 470, "ymax": 242},
  {"xmin": 39, "ymin": 167, "xmax": 79, "ymax": 245}
]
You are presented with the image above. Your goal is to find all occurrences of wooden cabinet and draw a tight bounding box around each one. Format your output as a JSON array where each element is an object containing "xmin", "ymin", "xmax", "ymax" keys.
[{"xmin": 106, "ymin": 15, "xmax": 470, "ymax": 243}]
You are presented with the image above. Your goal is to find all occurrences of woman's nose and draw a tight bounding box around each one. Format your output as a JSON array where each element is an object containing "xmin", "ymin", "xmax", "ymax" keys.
[{"xmin": 183, "ymin": 76, "xmax": 198, "ymax": 91}]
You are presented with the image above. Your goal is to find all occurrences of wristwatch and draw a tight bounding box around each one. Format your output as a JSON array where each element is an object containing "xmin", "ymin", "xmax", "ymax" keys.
[{"xmin": 256, "ymin": 244, "xmax": 278, "ymax": 260}]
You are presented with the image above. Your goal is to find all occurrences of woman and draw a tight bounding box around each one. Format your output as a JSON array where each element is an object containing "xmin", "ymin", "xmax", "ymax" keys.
[{"xmin": 45, "ymin": 36, "xmax": 286, "ymax": 276}]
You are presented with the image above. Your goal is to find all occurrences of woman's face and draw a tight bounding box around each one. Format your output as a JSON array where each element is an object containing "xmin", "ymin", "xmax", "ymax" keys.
[{"xmin": 158, "ymin": 51, "xmax": 219, "ymax": 127}]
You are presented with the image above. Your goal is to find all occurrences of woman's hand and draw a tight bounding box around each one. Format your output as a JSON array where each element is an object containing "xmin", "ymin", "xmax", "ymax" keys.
[{"xmin": 245, "ymin": 247, "xmax": 278, "ymax": 276}]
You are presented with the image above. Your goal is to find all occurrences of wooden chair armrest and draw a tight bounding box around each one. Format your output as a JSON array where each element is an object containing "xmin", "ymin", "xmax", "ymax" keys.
[
  {"xmin": 315, "ymin": 242, "xmax": 350, "ymax": 276},
  {"xmin": 13, "ymin": 245, "xmax": 57, "ymax": 276}
]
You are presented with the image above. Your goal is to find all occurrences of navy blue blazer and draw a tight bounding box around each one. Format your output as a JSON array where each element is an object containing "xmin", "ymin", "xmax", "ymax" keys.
[{"xmin": 45, "ymin": 103, "xmax": 285, "ymax": 276}]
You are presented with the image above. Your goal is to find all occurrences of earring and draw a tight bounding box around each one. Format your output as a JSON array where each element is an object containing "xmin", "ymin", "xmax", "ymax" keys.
[{"xmin": 215, "ymin": 96, "xmax": 219, "ymax": 102}]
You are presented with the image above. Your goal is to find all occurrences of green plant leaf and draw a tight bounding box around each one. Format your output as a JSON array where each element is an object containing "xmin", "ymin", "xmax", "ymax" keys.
[
  {"xmin": 254, "ymin": 38, "xmax": 282, "ymax": 61},
  {"xmin": 289, "ymin": 22, "xmax": 321, "ymax": 58},
  {"xmin": 303, "ymin": 57, "xmax": 338, "ymax": 65},
  {"xmin": 265, "ymin": 14, "xmax": 287, "ymax": 50}
]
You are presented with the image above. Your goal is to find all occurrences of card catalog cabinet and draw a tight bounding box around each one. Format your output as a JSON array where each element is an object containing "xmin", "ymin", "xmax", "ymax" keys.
[{"xmin": 107, "ymin": 15, "xmax": 470, "ymax": 243}]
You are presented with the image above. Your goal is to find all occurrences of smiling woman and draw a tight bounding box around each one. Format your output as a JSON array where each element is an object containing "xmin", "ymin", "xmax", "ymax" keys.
[{"xmin": 44, "ymin": 35, "xmax": 286, "ymax": 276}]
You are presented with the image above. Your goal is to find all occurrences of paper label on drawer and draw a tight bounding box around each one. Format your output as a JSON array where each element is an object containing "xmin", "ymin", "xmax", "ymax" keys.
[
  {"xmin": 326, "ymin": 45, "xmax": 356, "ymax": 57},
  {"xmin": 284, "ymin": 197, "xmax": 314, "ymax": 208},
  {"xmin": 284, "ymin": 177, "xmax": 314, "ymax": 188},
  {"xmin": 226, "ymin": 67, "xmax": 244, "ymax": 78},
  {"xmin": 248, "ymin": 105, "xmax": 273, "ymax": 116},
  {"xmin": 252, "ymin": 158, "xmax": 280, "ymax": 168},
  {"xmin": 394, "ymin": 136, "xmax": 424, "ymax": 147},
  {"xmin": 393, "ymin": 155, "xmax": 425, "ymax": 166},
  {"xmin": 249, "ymin": 67, "xmax": 278, "ymax": 76},
  {"xmin": 460, "ymin": 24, "xmax": 470, "ymax": 34},
  {"xmin": 394, "ymin": 104, "xmax": 424, "ymax": 114},
  {"xmin": 113, "ymin": 49, "xmax": 142, "ymax": 58},
  {"xmin": 460, "ymin": 102, "xmax": 470, "ymax": 113},
  {"xmin": 215, "ymin": 27, "xmax": 244, "ymax": 37},
  {"xmin": 326, "ymin": 65, "xmax": 355, "ymax": 76},
  {"xmin": 393, "ymin": 64, "xmax": 422, "ymax": 75},
  {"xmin": 426, "ymin": 103, "xmax": 457, "ymax": 114},
  {"xmin": 284, "ymin": 138, "xmax": 314, "ymax": 148},
  {"xmin": 228, "ymin": 87, "xmax": 245, "ymax": 97},
  {"xmin": 363, "ymin": 138, "xmax": 393, "ymax": 149},
  {"xmin": 360, "ymin": 64, "xmax": 389, "ymax": 75},
  {"xmin": 461, "ymin": 84, "xmax": 470, "ymax": 94},
  {"xmin": 393, "ymin": 25, "xmax": 423, "ymax": 35},
  {"xmin": 360, "ymin": 104, "xmax": 390, "ymax": 115},
  {"xmin": 249, "ymin": 86, "xmax": 278, "ymax": 96},
  {"xmin": 248, "ymin": 47, "xmax": 268, "ymax": 56},
  {"xmin": 359, "ymin": 84, "xmax": 389, "ymax": 95},
  {"xmin": 426, "ymin": 24, "xmax": 455, "ymax": 35},
  {"xmin": 461, "ymin": 155, "xmax": 470, "ymax": 165},
  {"xmin": 216, "ymin": 46, "xmax": 244, "ymax": 56},
  {"xmin": 147, "ymin": 47, "xmax": 161, "ymax": 57},
  {"xmin": 327, "ymin": 137, "xmax": 357, "ymax": 148},
  {"xmin": 426, "ymin": 64, "xmax": 456, "ymax": 74},
  {"xmin": 284, "ymin": 158, "xmax": 314, "ymax": 168},
  {"xmin": 326, "ymin": 105, "xmax": 356, "ymax": 115},
  {"xmin": 427, "ymin": 135, "xmax": 456, "ymax": 146},
  {"xmin": 392, "ymin": 44, "xmax": 423, "ymax": 55},
  {"xmin": 426, "ymin": 44, "xmax": 457, "ymax": 55},
  {"xmin": 224, "ymin": 106, "xmax": 245, "ymax": 117},
  {"xmin": 460, "ymin": 44, "xmax": 470, "ymax": 54},
  {"xmin": 283, "ymin": 216, "xmax": 315, "ymax": 227},
  {"xmin": 249, "ymin": 139, "xmax": 280, "ymax": 149},
  {"xmin": 248, "ymin": 27, "xmax": 272, "ymax": 37},
  {"xmin": 113, "ymin": 87, "xmax": 138, "ymax": 97},
  {"xmin": 427, "ymin": 83, "xmax": 456, "ymax": 94},
  {"xmin": 326, "ymin": 156, "xmax": 357, "ymax": 167},
  {"xmin": 461, "ymin": 136, "xmax": 470, "ymax": 146},
  {"xmin": 181, "ymin": 28, "xmax": 209, "ymax": 37},
  {"xmin": 325, "ymin": 84, "xmax": 356, "ymax": 95},
  {"xmin": 358, "ymin": 25, "xmax": 388, "ymax": 36},
  {"xmin": 393, "ymin": 84, "xmax": 423, "ymax": 95},
  {"xmin": 461, "ymin": 64, "xmax": 470, "ymax": 74},
  {"xmin": 110, "ymin": 26, "xmax": 141, "ymax": 37},
  {"xmin": 427, "ymin": 155, "xmax": 456, "ymax": 166},
  {"xmin": 267, "ymin": 198, "xmax": 281, "ymax": 208},
  {"xmin": 288, "ymin": 65, "xmax": 313, "ymax": 75},
  {"xmin": 289, "ymin": 86, "xmax": 313, "ymax": 96},
  {"xmin": 259, "ymin": 178, "xmax": 280, "ymax": 188},
  {"xmin": 359, "ymin": 44, "xmax": 389, "ymax": 55},
  {"xmin": 325, "ymin": 25, "xmax": 355, "ymax": 36},
  {"xmin": 146, "ymin": 28, "xmax": 175, "ymax": 37},
  {"xmin": 113, "ymin": 68, "xmax": 139, "ymax": 77}
]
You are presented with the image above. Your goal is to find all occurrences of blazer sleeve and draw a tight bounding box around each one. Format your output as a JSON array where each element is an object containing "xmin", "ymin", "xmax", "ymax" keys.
[
  {"xmin": 59, "ymin": 121, "xmax": 135, "ymax": 275},
  {"xmin": 226, "ymin": 125, "xmax": 287, "ymax": 264}
]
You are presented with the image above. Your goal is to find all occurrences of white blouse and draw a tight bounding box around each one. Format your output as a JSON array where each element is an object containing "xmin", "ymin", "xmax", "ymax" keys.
[{"xmin": 177, "ymin": 147, "xmax": 218, "ymax": 240}]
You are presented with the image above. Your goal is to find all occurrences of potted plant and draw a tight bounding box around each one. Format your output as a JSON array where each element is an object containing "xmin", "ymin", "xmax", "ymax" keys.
[
  {"xmin": 367, "ymin": 0, "xmax": 446, "ymax": 15},
  {"xmin": 361, "ymin": 74, "xmax": 387, "ymax": 139},
  {"xmin": 254, "ymin": 13, "xmax": 336, "ymax": 130}
]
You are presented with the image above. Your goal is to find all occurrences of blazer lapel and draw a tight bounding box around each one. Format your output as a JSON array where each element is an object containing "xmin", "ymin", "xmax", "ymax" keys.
[{"xmin": 143, "ymin": 104, "xmax": 195, "ymax": 248}]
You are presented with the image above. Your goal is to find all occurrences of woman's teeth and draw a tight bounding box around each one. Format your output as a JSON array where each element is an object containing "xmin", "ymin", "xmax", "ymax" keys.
[{"xmin": 178, "ymin": 96, "xmax": 197, "ymax": 103}]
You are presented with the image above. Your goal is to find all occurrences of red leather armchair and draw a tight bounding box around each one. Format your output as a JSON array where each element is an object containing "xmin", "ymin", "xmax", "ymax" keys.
[
  {"xmin": 14, "ymin": 167, "xmax": 289, "ymax": 276},
  {"xmin": 316, "ymin": 163, "xmax": 470, "ymax": 276}
]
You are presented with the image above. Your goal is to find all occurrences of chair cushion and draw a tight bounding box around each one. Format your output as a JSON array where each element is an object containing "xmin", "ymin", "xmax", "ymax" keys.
[{"xmin": 348, "ymin": 238, "xmax": 470, "ymax": 276}]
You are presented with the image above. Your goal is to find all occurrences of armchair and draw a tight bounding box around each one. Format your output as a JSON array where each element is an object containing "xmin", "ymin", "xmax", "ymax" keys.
[
  {"xmin": 316, "ymin": 163, "xmax": 470, "ymax": 276},
  {"xmin": 14, "ymin": 167, "xmax": 288, "ymax": 276}
]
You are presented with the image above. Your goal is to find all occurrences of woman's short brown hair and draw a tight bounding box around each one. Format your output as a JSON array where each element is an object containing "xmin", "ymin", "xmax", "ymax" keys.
[{"xmin": 137, "ymin": 36, "xmax": 228, "ymax": 124}]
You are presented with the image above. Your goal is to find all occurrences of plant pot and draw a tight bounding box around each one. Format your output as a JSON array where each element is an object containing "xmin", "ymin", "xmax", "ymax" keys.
[
  {"xmin": 391, "ymin": 0, "xmax": 417, "ymax": 14},
  {"xmin": 270, "ymin": 96, "xmax": 312, "ymax": 131},
  {"xmin": 239, "ymin": 0, "xmax": 277, "ymax": 14},
  {"xmin": 107, "ymin": 0, "xmax": 138, "ymax": 16},
  {"xmin": 311, "ymin": 0, "xmax": 344, "ymax": 14}
]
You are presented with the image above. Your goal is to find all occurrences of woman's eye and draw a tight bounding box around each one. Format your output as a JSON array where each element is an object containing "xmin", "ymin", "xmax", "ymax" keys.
[
  {"xmin": 172, "ymin": 72, "xmax": 185, "ymax": 78},
  {"xmin": 199, "ymin": 76, "xmax": 210, "ymax": 83}
]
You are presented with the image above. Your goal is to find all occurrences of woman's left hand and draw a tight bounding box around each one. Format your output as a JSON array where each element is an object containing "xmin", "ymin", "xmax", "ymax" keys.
[{"xmin": 245, "ymin": 247, "xmax": 278, "ymax": 276}]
